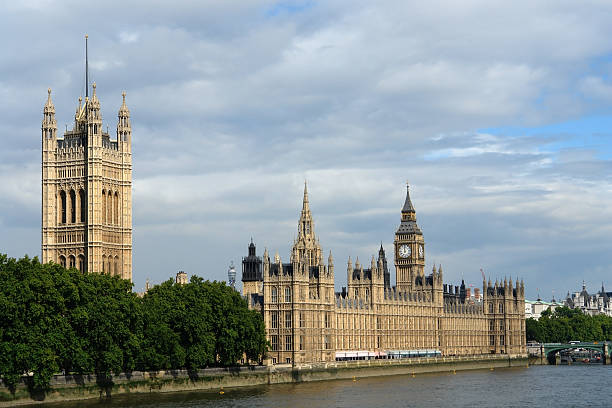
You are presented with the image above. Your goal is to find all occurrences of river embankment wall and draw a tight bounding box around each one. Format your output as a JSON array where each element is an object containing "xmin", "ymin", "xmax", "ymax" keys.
[{"xmin": 0, "ymin": 354, "xmax": 528, "ymax": 406}]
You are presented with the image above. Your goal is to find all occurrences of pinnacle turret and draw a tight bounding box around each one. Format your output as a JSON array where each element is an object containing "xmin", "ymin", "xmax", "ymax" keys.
[{"xmin": 42, "ymin": 88, "xmax": 57, "ymax": 134}]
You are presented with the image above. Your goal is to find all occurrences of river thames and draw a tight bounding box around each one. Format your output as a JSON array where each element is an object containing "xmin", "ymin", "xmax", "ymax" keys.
[{"xmin": 41, "ymin": 365, "xmax": 612, "ymax": 408}]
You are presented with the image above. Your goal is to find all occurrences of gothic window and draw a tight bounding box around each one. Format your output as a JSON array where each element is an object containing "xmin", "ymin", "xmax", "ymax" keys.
[
  {"xmin": 489, "ymin": 320, "xmax": 495, "ymax": 331},
  {"xmin": 102, "ymin": 189, "xmax": 107, "ymax": 223},
  {"xmin": 59, "ymin": 255, "xmax": 66, "ymax": 268},
  {"xmin": 271, "ymin": 287, "xmax": 278, "ymax": 303},
  {"xmin": 365, "ymin": 288, "xmax": 370, "ymax": 298},
  {"xmin": 285, "ymin": 311, "xmax": 292, "ymax": 328},
  {"xmin": 325, "ymin": 313, "xmax": 329, "ymax": 328},
  {"xmin": 114, "ymin": 192, "xmax": 119, "ymax": 224},
  {"xmin": 78, "ymin": 254, "xmax": 85, "ymax": 273},
  {"xmin": 102, "ymin": 255, "xmax": 106, "ymax": 273},
  {"xmin": 500, "ymin": 335, "xmax": 505, "ymax": 346},
  {"xmin": 488, "ymin": 303, "xmax": 494, "ymax": 313},
  {"xmin": 490, "ymin": 335, "xmax": 495, "ymax": 346},
  {"xmin": 271, "ymin": 335, "xmax": 278, "ymax": 351},
  {"xmin": 115, "ymin": 256, "xmax": 120, "ymax": 276},
  {"xmin": 299, "ymin": 335, "xmax": 304, "ymax": 351},
  {"xmin": 107, "ymin": 191, "xmax": 113, "ymax": 224},
  {"xmin": 60, "ymin": 191, "xmax": 67, "ymax": 224},
  {"xmin": 499, "ymin": 321, "xmax": 504, "ymax": 331},
  {"xmin": 69, "ymin": 255, "xmax": 76, "ymax": 269},
  {"xmin": 355, "ymin": 288, "xmax": 358, "ymax": 298},
  {"xmin": 70, "ymin": 190, "xmax": 76, "ymax": 223},
  {"xmin": 285, "ymin": 287, "xmax": 292, "ymax": 302},
  {"xmin": 499, "ymin": 303, "xmax": 504, "ymax": 313},
  {"xmin": 299, "ymin": 312, "xmax": 305, "ymax": 328},
  {"xmin": 324, "ymin": 335, "xmax": 330, "ymax": 350},
  {"xmin": 271, "ymin": 312, "xmax": 278, "ymax": 329},
  {"xmin": 285, "ymin": 335, "xmax": 292, "ymax": 351},
  {"xmin": 79, "ymin": 189, "xmax": 86, "ymax": 222}
]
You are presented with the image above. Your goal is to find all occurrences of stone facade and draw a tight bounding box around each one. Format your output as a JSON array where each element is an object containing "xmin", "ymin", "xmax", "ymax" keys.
[
  {"xmin": 41, "ymin": 84, "xmax": 132, "ymax": 280},
  {"xmin": 243, "ymin": 184, "xmax": 526, "ymax": 364},
  {"xmin": 565, "ymin": 283, "xmax": 612, "ymax": 316}
]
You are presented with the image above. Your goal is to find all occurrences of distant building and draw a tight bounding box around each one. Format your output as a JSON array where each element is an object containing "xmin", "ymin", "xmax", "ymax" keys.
[
  {"xmin": 564, "ymin": 283, "xmax": 612, "ymax": 316},
  {"xmin": 176, "ymin": 271, "xmax": 188, "ymax": 285},
  {"xmin": 228, "ymin": 261, "xmax": 237, "ymax": 290},
  {"xmin": 525, "ymin": 298, "xmax": 562, "ymax": 320}
]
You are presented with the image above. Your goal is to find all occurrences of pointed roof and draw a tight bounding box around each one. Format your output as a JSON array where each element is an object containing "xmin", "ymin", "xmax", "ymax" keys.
[
  {"xmin": 119, "ymin": 91, "xmax": 130, "ymax": 116},
  {"xmin": 45, "ymin": 88, "xmax": 54, "ymax": 107},
  {"xmin": 396, "ymin": 183, "xmax": 422, "ymax": 235},
  {"xmin": 402, "ymin": 183, "xmax": 415, "ymax": 213},
  {"xmin": 302, "ymin": 180, "xmax": 309, "ymax": 212}
]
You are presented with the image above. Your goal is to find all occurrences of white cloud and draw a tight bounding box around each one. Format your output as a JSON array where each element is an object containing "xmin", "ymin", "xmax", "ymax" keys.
[{"xmin": 0, "ymin": 1, "xmax": 611, "ymax": 299}]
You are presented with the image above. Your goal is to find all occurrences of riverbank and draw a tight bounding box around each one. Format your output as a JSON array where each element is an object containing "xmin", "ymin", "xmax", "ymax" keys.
[{"xmin": 0, "ymin": 354, "xmax": 528, "ymax": 406}]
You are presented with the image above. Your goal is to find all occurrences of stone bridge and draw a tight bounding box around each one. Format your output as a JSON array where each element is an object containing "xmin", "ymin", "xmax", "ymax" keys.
[{"xmin": 531, "ymin": 342, "xmax": 611, "ymax": 365}]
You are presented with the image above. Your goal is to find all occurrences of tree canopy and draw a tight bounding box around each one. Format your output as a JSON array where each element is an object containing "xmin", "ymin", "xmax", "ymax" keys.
[
  {"xmin": 526, "ymin": 306, "xmax": 612, "ymax": 343},
  {"xmin": 0, "ymin": 254, "xmax": 267, "ymax": 393}
]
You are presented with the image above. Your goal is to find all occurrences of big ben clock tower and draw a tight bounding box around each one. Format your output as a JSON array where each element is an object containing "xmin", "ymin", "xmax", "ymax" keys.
[{"xmin": 394, "ymin": 183, "xmax": 425, "ymax": 292}]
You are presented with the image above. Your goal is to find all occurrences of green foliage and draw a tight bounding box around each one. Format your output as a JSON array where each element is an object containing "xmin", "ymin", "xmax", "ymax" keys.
[
  {"xmin": 526, "ymin": 306, "xmax": 612, "ymax": 343},
  {"xmin": 0, "ymin": 254, "xmax": 267, "ymax": 395},
  {"xmin": 139, "ymin": 276, "xmax": 267, "ymax": 370}
]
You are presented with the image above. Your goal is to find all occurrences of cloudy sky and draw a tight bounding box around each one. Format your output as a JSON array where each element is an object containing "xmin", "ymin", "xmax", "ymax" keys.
[{"xmin": 1, "ymin": 0, "xmax": 611, "ymax": 299}]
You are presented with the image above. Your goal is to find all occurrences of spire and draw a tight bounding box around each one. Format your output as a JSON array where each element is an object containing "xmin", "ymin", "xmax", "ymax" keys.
[
  {"xmin": 397, "ymin": 182, "xmax": 421, "ymax": 235},
  {"xmin": 402, "ymin": 182, "xmax": 415, "ymax": 213},
  {"xmin": 45, "ymin": 88, "xmax": 53, "ymax": 108},
  {"xmin": 43, "ymin": 88, "xmax": 56, "ymax": 120},
  {"xmin": 328, "ymin": 250, "xmax": 333, "ymax": 266},
  {"xmin": 119, "ymin": 91, "xmax": 130, "ymax": 115},
  {"xmin": 302, "ymin": 180, "xmax": 310, "ymax": 212}
]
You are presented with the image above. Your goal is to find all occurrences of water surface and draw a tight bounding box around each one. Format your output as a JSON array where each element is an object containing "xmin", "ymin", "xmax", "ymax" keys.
[{"xmin": 39, "ymin": 365, "xmax": 612, "ymax": 408}]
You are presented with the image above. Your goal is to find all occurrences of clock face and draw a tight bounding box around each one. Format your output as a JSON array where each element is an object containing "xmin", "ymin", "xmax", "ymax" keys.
[
  {"xmin": 419, "ymin": 245, "xmax": 424, "ymax": 258},
  {"xmin": 399, "ymin": 244, "xmax": 411, "ymax": 258}
]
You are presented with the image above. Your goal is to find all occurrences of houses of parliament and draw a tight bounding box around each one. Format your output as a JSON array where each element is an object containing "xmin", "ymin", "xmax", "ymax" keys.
[
  {"xmin": 242, "ymin": 184, "xmax": 527, "ymax": 364},
  {"xmin": 41, "ymin": 75, "xmax": 132, "ymax": 280},
  {"xmin": 40, "ymin": 43, "xmax": 525, "ymax": 364}
]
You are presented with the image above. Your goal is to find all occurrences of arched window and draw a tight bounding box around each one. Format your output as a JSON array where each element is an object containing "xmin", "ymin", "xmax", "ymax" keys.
[
  {"xmin": 70, "ymin": 190, "xmax": 76, "ymax": 223},
  {"xmin": 60, "ymin": 191, "xmax": 66, "ymax": 224},
  {"xmin": 102, "ymin": 255, "xmax": 106, "ymax": 273},
  {"xmin": 79, "ymin": 189, "xmax": 86, "ymax": 222},
  {"xmin": 69, "ymin": 255, "xmax": 76, "ymax": 269},
  {"xmin": 499, "ymin": 303, "xmax": 504, "ymax": 313},
  {"xmin": 78, "ymin": 254, "xmax": 85, "ymax": 273},
  {"xmin": 489, "ymin": 303, "xmax": 494, "ymax": 313},
  {"xmin": 59, "ymin": 255, "xmax": 66, "ymax": 268},
  {"xmin": 107, "ymin": 191, "xmax": 113, "ymax": 225},
  {"xmin": 271, "ymin": 287, "xmax": 278, "ymax": 303},
  {"xmin": 115, "ymin": 256, "xmax": 120, "ymax": 277},
  {"xmin": 114, "ymin": 192, "xmax": 119, "ymax": 224},
  {"xmin": 102, "ymin": 189, "xmax": 107, "ymax": 223},
  {"xmin": 285, "ymin": 287, "xmax": 292, "ymax": 302}
]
